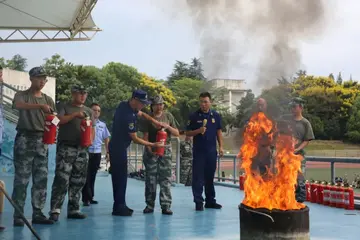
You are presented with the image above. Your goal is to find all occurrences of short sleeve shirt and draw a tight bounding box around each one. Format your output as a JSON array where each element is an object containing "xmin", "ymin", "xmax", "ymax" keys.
[
  {"xmin": 12, "ymin": 90, "xmax": 56, "ymax": 132},
  {"xmin": 186, "ymin": 109, "xmax": 222, "ymax": 151},
  {"xmin": 139, "ymin": 111, "xmax": 177, "ymax": 145},
  {"xmin": 280, "ymin": 114, "xmax": 315, "ymax": 149},
  {"xmin": 109, "ymin": 101, "xmax": 138, "ymax": 150},
  {"xmin": 88, "ymin": 119, "xmax": 111, "ymax": 153},
  {"xmin": 57, "ymin": 102, "xmax": 93, "ymax": 146}
]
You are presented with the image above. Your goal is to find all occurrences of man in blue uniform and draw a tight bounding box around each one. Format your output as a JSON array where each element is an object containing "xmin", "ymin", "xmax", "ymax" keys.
[
  {"xmin": 109, "ymin": 90, "xmax": 165, "ymax": 216},
  {"xmin": 186, "ymin": 92, "xmax": 224, "ymax": 211}
]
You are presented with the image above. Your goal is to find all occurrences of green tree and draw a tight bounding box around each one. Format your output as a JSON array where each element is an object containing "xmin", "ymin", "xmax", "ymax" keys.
[
  {"xmin": 169, "ymin": 78, "xmax": 204, "ymax": 128},
  {"xmin": 337, "ymin": 72, "xmax": 343, "ymax": 85},
  {"xmin": 346, "ymin": 96, "xmax": 360, "ymax": 142},
  {"xmin": 235, "ymin": 90, "xmax": 255, "ymax": 127},
  {"xmin": 6, "ymin": 54, "xmax": 28, "ymax": 71}
]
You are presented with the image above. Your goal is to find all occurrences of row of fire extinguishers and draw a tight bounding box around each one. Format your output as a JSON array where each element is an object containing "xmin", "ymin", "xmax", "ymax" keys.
[
  {"xmin": 305, "ymin": 180, "xmax": 355, "ymax": 210},
  {"xmin": 43, "ymin": 112, "xmax": 94, "ymax": 147}
]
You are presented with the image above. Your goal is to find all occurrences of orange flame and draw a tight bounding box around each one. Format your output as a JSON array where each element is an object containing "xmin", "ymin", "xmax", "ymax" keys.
[{"xmin": 238, "ymin": 112, "xmax": 305, "ymax": 210}]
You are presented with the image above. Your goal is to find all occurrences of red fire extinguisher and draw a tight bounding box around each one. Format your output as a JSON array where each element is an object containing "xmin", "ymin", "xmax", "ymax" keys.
[
  {"xmin": 155, "ymin": 128, "xmax": 167, "ymax": 156},
  {"xmin": 336, "ymin": 184, "xmax": 345, "ymax": 208},
  {"xmin": 80, "ymin": 117, "xmax": 92, "ymax": 147},
  {"xmin": 329, "ymin": 184, "xmax": 337, "ymax": 207},
  {"xmin": 317, "ymin": 181, "xmax": 324, "ymax": 204},
  {"xmin": 43, "ymin": 113, "xmax": 59, "ymax": 144},
  {"xmin": 305, "ymin": 180, "xmax": 311, "ymax": 202},
  {"xmin": 310, "ymin": 181, "xmax": 318, "ymax": 203},
  {"xmin": 323, "ymin": 182, "xmax": 330, "ymax": 206},
  {"xmin": 239, "ymin": 174, "xmax": 245, "ymax": 191},
  {"xmin": 345, "ymin": 185, "xmax": 355, "ymax": 210}
]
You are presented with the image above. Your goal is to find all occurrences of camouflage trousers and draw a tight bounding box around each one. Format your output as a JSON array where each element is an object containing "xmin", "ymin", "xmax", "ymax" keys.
[
  {"xmin": 180, "ymin": 157, "xmax": 192, "ymax": 186},
  {"xmin": 50, "ymin": 143, "xmax": 88, "ymax": 215},
  {"xmin": 11, "ymin": 133, "xmax": 49, "ymax": 219},
  {"xmin": 143, "ymin": 147, "xmax": 172, "ymax": 210}
]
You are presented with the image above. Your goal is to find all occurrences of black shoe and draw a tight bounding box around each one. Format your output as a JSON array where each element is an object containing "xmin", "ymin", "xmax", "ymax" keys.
[
  {"xmin": 0, "ymin": 226, "xmax": 5, "ymax": 231},
  {"xmin": 90, "ymin": 200, "xmax": 98, "ymax": 204},
  {"xmin": 126, "ymin": 206, "xmax": 134, "ymax": 213},
  {"xmin": 49, "ymin": 213, "xmax": 60, "ymax": 222},
  {"xmin": 195, "ymin": 203, "xmax": 204, "ymax": 211},
  {"xmin": 83, "ymin": 201, "xmax": 90, "ymax": 206},
  {"xmin": 13, "ymin": 219, "xmax": 24, "ymax": 227},
  {"xmin": 162, "ymin": 209, "xmax": 173, "ymax": 215},
  {"xmin": 67, "ymin": 212, "xmax": 87, "ymax": 219},
  {"xmin": 32, "ymin": 213, "xmax": 54, "ymax": 225},
  {"xmin": 205, "ymin": 202, "xmax": 222, "ymax": 209},
  {"xmin": 112, "ymin": 207, "xmax": 133, "ymax": 217},
  {"xmin": 143, "ymin": 207, "xmax": 154, "ymax": 214}
]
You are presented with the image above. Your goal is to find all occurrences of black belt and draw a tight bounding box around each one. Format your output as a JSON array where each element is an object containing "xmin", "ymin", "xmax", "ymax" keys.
[{"xmin": 17, "ymin": 130, "xmax": 43, "ymax": 137}]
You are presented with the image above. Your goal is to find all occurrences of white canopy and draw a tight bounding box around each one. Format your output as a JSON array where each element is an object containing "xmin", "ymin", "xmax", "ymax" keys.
[{"xmin": 0, "ymin": 0, "xmax": 100, "ymax": 43}]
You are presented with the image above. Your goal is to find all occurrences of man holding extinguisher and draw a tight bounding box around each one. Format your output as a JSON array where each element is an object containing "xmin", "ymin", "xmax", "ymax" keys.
[
  {"xmin": 139, "ymin": 95, "xmax": 179, "ymax": 215},
  {"xmin": 49, "ymin": 85, "xmax": 95, "ymax": 222},
  {"xmin": 186, "ymin": 92, "xmax": 224, "ymax": 211},
  {"xmin": 109, "ymin": 90, "xmax": 166, "ymax": 217},
  {"xmin": 11, "ymin": 67, "xmax": 56, "ymax": 226}
]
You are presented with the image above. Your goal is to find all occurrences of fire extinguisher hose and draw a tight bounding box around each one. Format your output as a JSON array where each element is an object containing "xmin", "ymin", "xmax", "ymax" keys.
[{"xmin": 0, "ymin": 184, "xmax": 41, "ymax": 240}]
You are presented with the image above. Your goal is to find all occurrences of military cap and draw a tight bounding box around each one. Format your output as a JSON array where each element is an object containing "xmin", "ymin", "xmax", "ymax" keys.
[
  {"xmin": 289, "ymin": 97, "xmax": 305, "ymax": 106},
  {"xmin": 29, "ymin": 67, "xmax": 47, "ymax": 78},
  {"xmin": 71, "ymin": 84, "xmax": 88, "ymax": 93},
  {"xmin": 151, "ymin": 95, "xmax": 164, "ymax": 105},
  {"xmin": 132, "ymin": 89, "xmax": 150, "ymax": 105}
]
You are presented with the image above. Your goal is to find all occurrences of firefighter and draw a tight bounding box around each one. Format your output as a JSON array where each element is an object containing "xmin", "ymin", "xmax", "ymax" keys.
[
  {"xmin": 180, "ymin": 132, "xmax": 193, "ymax": 186},
  {"xmin": 280, "ymin": 97, "xmax": 315, "ymax": 202},
  {"xmin": 11, "ymin": 67, "xmax": 56, "ymax": 226},
  {"xmin": 49, "ymin": 85, "xmax": 95, "ymax": 222},
  {"xmin": 139, "ymin": 95, "xmax": 179, "ymax": 215},
  {"xmin": 186, "ymin": 92, "xmax": 224, "ymax": 211},
  {"xmin": 109, "ymin": 90, "xmax": 165, "ymax": 217}
]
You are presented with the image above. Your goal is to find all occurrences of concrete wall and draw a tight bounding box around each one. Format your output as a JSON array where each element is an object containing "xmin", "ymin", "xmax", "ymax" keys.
[{"xmin": 1, "ymin": 68, "xmax": 56, "ymax": 103}]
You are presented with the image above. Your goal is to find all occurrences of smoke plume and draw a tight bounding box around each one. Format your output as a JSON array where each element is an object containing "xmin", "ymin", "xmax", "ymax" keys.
[{"xmin": 155, "ymin": 0, "xmax": 329, "ymax": 88}]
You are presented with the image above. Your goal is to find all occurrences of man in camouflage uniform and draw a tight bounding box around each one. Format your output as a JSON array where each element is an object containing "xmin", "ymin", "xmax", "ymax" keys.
[
  {"xmin": 279, "ymin": 97, "xmax": 315, "ymax": 203},
  {"xmin": 49, "ymin": 85, "xmax": 95, "ymax": 221},
  {"xmin": 180, "ymin": 133, "xmax": 193, "ymax": 186},
  {"xmin": 11, "ymin": 67, "xmax": 55, "ymax": 226},
  {"xmin": 139, "ymin": 95, "xmax": 179, "ymax": 215}
]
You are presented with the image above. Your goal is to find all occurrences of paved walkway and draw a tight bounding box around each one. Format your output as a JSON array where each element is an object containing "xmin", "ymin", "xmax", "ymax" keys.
[{"xmin": 0, "ymin": 173, "xmax": 359, "ymax": 239}]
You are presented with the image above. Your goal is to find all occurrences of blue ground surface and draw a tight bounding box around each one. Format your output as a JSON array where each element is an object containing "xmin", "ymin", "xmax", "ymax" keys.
[{"xmin": 1, "ymin": 173, "xmax": 360, "ymax": 240}]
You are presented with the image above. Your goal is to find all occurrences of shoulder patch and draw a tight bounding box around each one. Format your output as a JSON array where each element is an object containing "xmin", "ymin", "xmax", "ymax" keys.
[
  {"xmin": 129, "ymin": 123, "xmax": 135, "ymax": 130},
  {"xmin": 187, "ymin": 120, "xmax": 191, "ymax": 126}
]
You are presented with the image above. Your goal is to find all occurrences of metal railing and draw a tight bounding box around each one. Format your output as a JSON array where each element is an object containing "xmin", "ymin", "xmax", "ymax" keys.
[
  {"xmin": 127, "ymin": 137, "xmax": 181, "ymax": 184},
  {"xmin": 214, "ymin": 154, "xmax": 360, "ymax": 186}
]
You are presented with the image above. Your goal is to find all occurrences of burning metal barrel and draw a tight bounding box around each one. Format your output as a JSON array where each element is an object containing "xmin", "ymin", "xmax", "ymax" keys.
[{"xmin": 239, "ymin": 204, "xmax": 309, "ymax": 240}]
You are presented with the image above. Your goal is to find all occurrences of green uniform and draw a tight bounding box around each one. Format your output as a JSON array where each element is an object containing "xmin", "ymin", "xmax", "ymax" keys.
[
  {"xmin": 139, "ymin": 111, "xmax": 177, "ymax": 210},
  {"xmin": 180, "ymin": 140, "xmax": 193, "ymax": 186},
  {"xmin": 11, "ymin": 90, "xmax": 55, "ymax": 220},
  {"xmin": 50, "ymin": 103, "xmax": 93, "ymax": 215},
  {"xmin": 280, "ymin": 114, "xmax": 315, "ymax": 174}
]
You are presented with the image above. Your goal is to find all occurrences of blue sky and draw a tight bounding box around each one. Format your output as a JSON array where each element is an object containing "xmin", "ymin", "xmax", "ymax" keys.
[{"xmin": 1, "ymin": 0, "xmax": 360, "ymax": 91}]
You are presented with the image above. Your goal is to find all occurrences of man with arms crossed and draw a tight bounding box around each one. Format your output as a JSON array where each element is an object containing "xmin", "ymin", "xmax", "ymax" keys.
[{"xmin": 186, "ymin": 92, "xmax": 224, "ymax": 211}]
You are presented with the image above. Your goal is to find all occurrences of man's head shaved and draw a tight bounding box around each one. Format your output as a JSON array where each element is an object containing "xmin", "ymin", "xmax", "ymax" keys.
[{"xmin": 257, "ymin": 98, "xmax": 267, "ymax": 112}]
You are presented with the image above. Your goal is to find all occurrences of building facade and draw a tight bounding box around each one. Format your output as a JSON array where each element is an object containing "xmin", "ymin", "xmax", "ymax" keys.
[{"xmin": 209, "ymin": 78, "xmax": 248, "ymax": 114}]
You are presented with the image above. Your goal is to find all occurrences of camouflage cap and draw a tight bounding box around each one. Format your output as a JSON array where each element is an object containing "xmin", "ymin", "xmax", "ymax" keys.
[
  {"xmin": 289, "ymin": 97, "xmax": 305, "ymax": 106},
  {"xmin": 29, "ymin": 67, "xmax": 47, "ymax": 78},
  {"xmin": 71, "ymin": 84, "xmax": 88, "ymax": 93},
  {"xmin": 151, "ymin": 95, "xmax": 164, "ymax": 105}
]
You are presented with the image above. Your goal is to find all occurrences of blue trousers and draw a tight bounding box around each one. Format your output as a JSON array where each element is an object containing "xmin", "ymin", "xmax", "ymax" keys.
[
  {"xmin": 109, "ymin": 148, "xmax": 128, "ymax": 211},
  {"xmin": 192, "ymin": 149, "xmax": 217, "ymax": 204}
]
